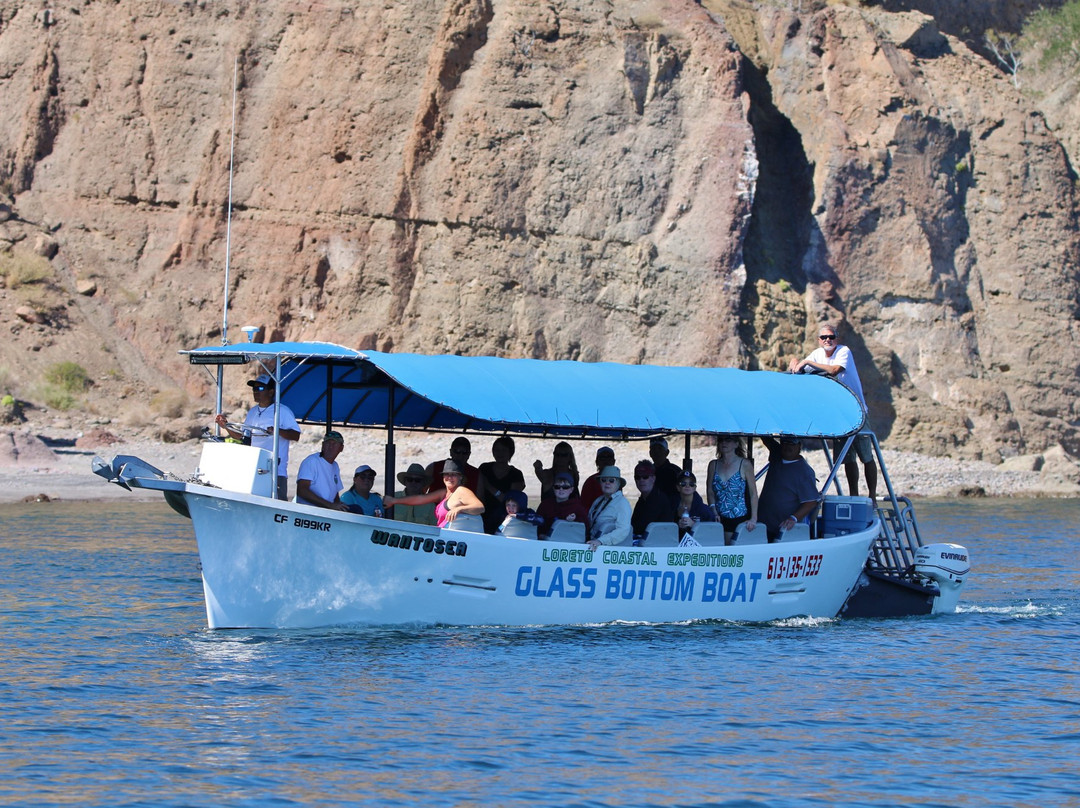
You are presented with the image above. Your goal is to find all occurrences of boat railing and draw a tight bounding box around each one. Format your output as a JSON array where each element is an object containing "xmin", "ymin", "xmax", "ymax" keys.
[
  {"xmin": 865, "ymin": 431, "xmax": 925, "ymax": 578},
  {"xmin": 870, "ymin": 495, "xmax": 924, "ymax": 575},
  {"xmin": 783, "ymin": 431, "xmax": 927, "ymax": 578}
]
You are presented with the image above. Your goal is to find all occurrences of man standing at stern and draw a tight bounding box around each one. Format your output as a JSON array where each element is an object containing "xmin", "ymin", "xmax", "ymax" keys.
[{"xmin": 789, "ymin": 324, "xmax": 878, "ymax": 499}]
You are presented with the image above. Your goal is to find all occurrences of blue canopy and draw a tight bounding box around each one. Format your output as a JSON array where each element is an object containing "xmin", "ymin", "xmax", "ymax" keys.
[{"xmin": 185, "ymin": 341, "xmax": 865, "ymax": 439}]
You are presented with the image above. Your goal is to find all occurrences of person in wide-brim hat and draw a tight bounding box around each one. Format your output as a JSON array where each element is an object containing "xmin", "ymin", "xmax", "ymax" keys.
[
  {"xmin": 597, "ymin": 465, "xmax": 626, "ymax": 488},
  {"xmin": 586, "ymin": 465, "xmax": 633, "ymax": 549},
  {"xmin": 397, "ymin": 462, "xmax": 429, "ymax": 486},
  {"xmin": 389, "ymin": 462, "xmax": 436, "ymax": 526},
  {"xmin": 383, "ymin": 458, "xmax": 484, "ymax": 528}
]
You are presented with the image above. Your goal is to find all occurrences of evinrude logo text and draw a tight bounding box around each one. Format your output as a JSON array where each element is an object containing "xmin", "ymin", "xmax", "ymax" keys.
[
  {"xmin": 370, "ymin": 529, "xmax": 467, "ymax": 557},
  {"xmin": 941, "ymin": 552, "xmax": 968, "ymax": 561}
]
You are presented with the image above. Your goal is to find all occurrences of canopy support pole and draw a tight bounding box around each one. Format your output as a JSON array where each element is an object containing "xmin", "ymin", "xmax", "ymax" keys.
[
  {"xmin": 384, "ymin": 384, "xmax": 397, "ymax": 497},
  {"xmin": 683, "ymin": 433, "xmax": 692, "ymax": 472},
  {"xmin": 214, "ymin": 364, "xmax": 224, "ymax": 437},
  {"xmin": 269, "ymin": 356, "xmax": 282, "ymax": 499},
  {"xmin": 324, "ymin": 364, "xmax": 334, "ymax": 434}
]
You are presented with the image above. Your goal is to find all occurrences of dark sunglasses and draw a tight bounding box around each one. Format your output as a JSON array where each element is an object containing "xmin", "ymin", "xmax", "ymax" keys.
[
  {"xmin": 553, "ymin": 484, "xmax": 572, "ymax": 490},
  {"xmin": 599, "ymin": 477, "xmax": 618, "ymax": 484},
  {"xmin": 404, "ymin": 476, "xmax": 425, "ymax": 483},
  {"xmin": 678, "ymin": 481, "xmax": 696, "ymax": 488},
  {"xmin": 819, "ymin": 334, "xmax": 836, "ymax": 341},
  {"xmin": 634, "ymin": 474, "xmax": 654, "ymax": 480}
]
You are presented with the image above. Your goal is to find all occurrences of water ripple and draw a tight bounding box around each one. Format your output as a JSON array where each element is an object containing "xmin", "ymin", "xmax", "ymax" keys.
[{"xmin": 0, "ymin": 500, "xmax": 1078, "ymax": 806}]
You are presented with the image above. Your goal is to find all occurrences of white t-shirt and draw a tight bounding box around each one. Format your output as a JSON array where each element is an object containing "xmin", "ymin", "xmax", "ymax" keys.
[
  {"xmin": 243, "ymin": 403, "xmax": 300, "ymax": 474},
  {"xmin": 296, "ymin": 453, "xmax": 342, "ymax": 504},
  {"xmin": 809, "ymin": 344, "xmax": 865, "ymax": 408}
]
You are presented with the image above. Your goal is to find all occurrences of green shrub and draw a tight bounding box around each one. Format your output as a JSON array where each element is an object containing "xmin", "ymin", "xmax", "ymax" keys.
[
  {"xmin": 0, "ymin": 249, "xmax": 53, "ymax": 288},
  {"xmin": 44, "ymin": 361, "xmax": 91, "ymax": 393},
  {"xmin": 40, "ymin": 385, "xmax": 75, "ymax": 411},
  {"xmin": 1025, "ymin": 1, "xmax": 1080, "ymax": 69}
]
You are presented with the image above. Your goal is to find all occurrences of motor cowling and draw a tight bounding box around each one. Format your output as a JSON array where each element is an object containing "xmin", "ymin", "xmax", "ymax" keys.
[{"xmin": 913, "ymin": 543, "xmax": 970, "ymax": 613}]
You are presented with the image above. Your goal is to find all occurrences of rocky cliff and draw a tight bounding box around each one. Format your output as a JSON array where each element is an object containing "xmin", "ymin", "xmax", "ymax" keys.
[{"xmin": 0, "ymin": 0, "xmax": 1077, "ymax": 465}]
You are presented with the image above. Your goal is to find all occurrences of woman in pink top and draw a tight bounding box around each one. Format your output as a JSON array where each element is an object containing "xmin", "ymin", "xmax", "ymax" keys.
[{"xmin": 383, "ymin": 460, "xmax": 484, "ymax": 528}]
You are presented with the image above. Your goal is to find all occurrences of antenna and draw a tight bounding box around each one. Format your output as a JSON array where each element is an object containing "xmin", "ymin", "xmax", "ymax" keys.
[
  {"xmin": 221, "ymin": 56, "xmax": 239, "ymax": 347},
  {"xmin": 215, "ymin": 56, "xmax": 240, "ymax": 436}
]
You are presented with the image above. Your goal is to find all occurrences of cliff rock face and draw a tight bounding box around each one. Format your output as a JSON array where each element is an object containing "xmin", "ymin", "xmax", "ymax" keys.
[
  {"xmin": 0, "ymin": 0, "xmax": 1077, "ymax": 462},
  {"xmin": 726, "ymin": 2, "xmax": 1080, "ymax": 457}
]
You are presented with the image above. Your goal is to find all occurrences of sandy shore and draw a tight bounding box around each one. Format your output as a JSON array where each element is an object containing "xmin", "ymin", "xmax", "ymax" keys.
[{"xmin": 3, "ymin": 421, "xmax": 1077, "ymax": 505}]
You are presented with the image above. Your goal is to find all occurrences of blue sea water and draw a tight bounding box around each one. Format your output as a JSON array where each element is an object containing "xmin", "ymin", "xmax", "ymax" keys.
[{"xmin": 0, "ymin": 498, "xmax": 1076, "ymax": 807}]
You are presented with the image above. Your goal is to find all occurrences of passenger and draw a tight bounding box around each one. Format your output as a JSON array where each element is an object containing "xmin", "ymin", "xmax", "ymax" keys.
[
  {"xmin": 296, "ymin": 431, "xmax": 349, "ymax": 511},
  {"xmin": 672, "ymin": 470, "xmax": 716, "ymax": 540},
  {"xmin": 387, "ymin": 463, "xmax": 437, "ymax": 526},
  {"xmin": 496, "ymin": 491, "xmax": 544, "ymax": 534},
  {"xmin": 476, "ymin": 436, "xmax": 526, "ymax": 533},
  {"xmin": 585, "ymin": 465, "xmax": 633, "ymax": 550},
  {"xmin": 340, "ymin": 464, "xmax": 384, "ymax": 516},
  {"xmin": 384, "ymin": 459, "xmax": 484, "ymax": 528},
  {"xmin": 649, "ymin": 437, "xmax": 680, "ymax": 499},
  {"xmin": 580, "ymin": 445, "xmax": 616, "ymax": 511},
  {"xmin": 424, "ymin": 437, "xmax": 480, "ymax": 493},
  {"xmin": 214, "ymin": 373, "xmax": 301, "ymax": 500},
  {"xmin": 789, "ymin": 324, "xmax": 878, "ymax": 499},
  {"xmin": 706, "ymin": 435, "xmax": 759, "ymax": 536},
  {"xmin": 758, "ymin": 436, "xmax": 819, "ymax": 541},
  {"xmin": 533, "ymin": 441, "xmax": 580, "ymax": 499},
  {"xmin": 536, "ymin": 471, "xmax": 589, "ymax": 537},
  {"xmin": 630, "ymin": 460, "xmax": 673, "ymax": 545}
]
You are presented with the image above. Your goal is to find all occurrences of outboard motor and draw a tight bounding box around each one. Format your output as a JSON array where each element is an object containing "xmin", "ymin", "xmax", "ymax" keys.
[{"xmin": 913, "ymin": 543, "xmax": 970, "ymax": 614}]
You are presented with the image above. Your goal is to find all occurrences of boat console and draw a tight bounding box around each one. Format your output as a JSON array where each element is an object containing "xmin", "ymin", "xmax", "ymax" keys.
[{"xmin": 194, "ymin": 442, "xmax": 275, "ymax": 497}]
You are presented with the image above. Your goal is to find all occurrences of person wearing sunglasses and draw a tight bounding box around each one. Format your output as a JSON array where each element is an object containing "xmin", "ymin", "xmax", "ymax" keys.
[
  {"xmin": 630, "ymin": 460, "xmax": 673, "ymax": 544},
  {"xmin": 424, "ymin": 437, "xmax": 480, "ymax": 494},
  {"xmin": 672, "ymin": 470, "xmax": 716, "ymax": 541},
  {"xmin": 214, "ymin": 373, "xmax": 301, "ymax": 500},
  {"xmin": 585, "ymin": 466, "xmax": 632, "ymax": 550},
  {"xmin": 788, "ymin": 324, "xmax": 878, "ymax": 499},
  {"xmin": 536, "ymin": 471, "xmax": 589, "ymax": 537},
  {"xmin": 385, "ymin": 463, "xmax": 437, "ymax": 525}
]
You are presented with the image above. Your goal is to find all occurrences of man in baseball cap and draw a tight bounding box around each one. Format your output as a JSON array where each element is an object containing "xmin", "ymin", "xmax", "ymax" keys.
[
  {"xmin": 296, "ymin": 431, "xmax": 348, "ymax": 511},
  {"xmin": 213, "ymin": 372, "xmax": 301, "ymax": 500},
  {"xmin": 341, "ymin": 464, "xmax": 383, "ymax": 516}
]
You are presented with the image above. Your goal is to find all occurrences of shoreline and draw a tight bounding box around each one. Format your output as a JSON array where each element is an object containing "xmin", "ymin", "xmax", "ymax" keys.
[{"xmin": 3, "ymin": 424, "xmax": 1078, "ymax": 505}]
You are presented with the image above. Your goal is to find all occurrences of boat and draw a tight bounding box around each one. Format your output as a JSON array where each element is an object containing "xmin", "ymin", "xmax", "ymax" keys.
[{"xmin": 92, "ymin": 341, "xmax": 970, "ymax": 629}]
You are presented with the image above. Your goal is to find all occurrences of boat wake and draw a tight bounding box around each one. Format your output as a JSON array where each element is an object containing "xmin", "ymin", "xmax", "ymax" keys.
[
  {"xmin": 770, "ymin": 615, "xmax": 839, "ymax": 628},
  {"xmin": 957, "ymin": 601, "xmax": 1062, "ymax": 619}
]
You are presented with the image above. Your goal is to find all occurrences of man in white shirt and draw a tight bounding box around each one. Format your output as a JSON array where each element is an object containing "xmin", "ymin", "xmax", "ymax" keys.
[
  {"xmin": 296, "ymin": 431, "xmax": 348, "ymax": 511},
  {"xmin": 789, "ymin": 325, "xmax": 878, "ymax": 499},
  {"xmin": 215, "ymin": 373, "xmax": 301, "ymax": 500},
  {"xmin": 586, "ymin": 466, "xmax": 633, "ymax": 550}
]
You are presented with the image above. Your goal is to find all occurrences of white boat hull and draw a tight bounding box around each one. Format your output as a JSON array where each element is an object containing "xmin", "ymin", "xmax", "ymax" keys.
[{"xmin": 172, "ymin": 483, "xmax": 876, "ymax": 629}]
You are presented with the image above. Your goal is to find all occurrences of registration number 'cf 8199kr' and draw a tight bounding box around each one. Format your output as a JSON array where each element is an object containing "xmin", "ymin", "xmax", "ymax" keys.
[{"xmin": 767, "ymin": 554, "xmax": 823, "ymax": 580}]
